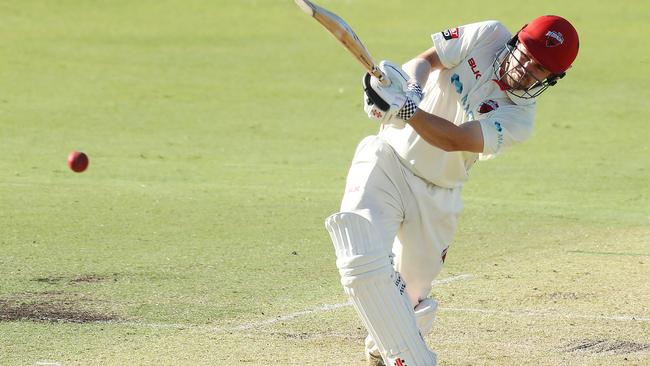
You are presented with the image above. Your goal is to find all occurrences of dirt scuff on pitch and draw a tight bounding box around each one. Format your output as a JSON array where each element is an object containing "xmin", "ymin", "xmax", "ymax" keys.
[
  {"xmin": 70, "ymin": 274, "xmax": 105, "ymax": 283},
  {"xmin": 31, "ymin": 273, "xmax": 110, "ymax": 284},
  {"xmin": 561, "ymin": 339, "xmax": 650, "ymax": 355},
  {"xmin": 0, "ymin": 292, "xmax": 118, "ymax": 323}
]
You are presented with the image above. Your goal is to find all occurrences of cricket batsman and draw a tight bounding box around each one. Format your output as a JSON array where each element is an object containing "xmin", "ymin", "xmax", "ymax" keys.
[{"xmin": 325, "ymin": 15, "xmax": 579, "ymax": 365}]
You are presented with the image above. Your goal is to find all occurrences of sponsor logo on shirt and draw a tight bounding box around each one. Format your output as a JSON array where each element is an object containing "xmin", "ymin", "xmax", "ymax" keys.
[
  {"xmin": 451, "ymin": 74, "xmax": 474, "ymax": 119},
  {"xmin": 450, "ymin": 74, "xmax": 474, "ymax": 120},
  {"xmin": 346, "ymin": 185, "xmax": 361, "ymax": 193},
  {"xmin": 441, "ymin": 27, "xmax": 459, "ymax": 40},
  {"xmin": 468, "ymin": 58, "xmax": 482, "ymax": 79},
  {"xmin": 451, "ymin": 74, "xmax": 463, "ymax": 93},
  {"xmin": 478, "ymin": 100, "xmax": 499, "ymax": 114},
  {"xmin": 494, "ymin": 121, "xmax": 504, "ymax": 152}
]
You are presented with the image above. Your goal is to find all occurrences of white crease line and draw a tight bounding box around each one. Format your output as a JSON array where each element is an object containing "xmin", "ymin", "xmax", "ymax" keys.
[
  {"xmin": 101, "ymin": 320, "xmax": 203, "ymax": 330},
  {"xmin": 231, "ymin": 302, "xmax": 350, "ymax": 331},
  {"xmin": 441, "ymin": 307, "xmax": 650, "ymax": 323},
  {"xmin": 432, "ymin": 273, "xmax": 473, "ymax": 285},
  {"xmin": 227, "ymin": 273, "xmax": 474, "ymax": 331},
  {"xmin": 35, "ymin": 362, "xmax": 62, "ymax": 366}
]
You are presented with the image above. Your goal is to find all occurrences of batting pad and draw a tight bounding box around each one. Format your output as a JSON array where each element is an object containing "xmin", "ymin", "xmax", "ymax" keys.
[
  {"xmin": 325, "ymin": 212, "xmax": 437, "ymax": 366},
  {"xmin": 414, "ymin": 298, "xmax": 438, "ymax": 338},
  {"xmin": 366, "ymin": 297, "xmax": 439, "ymax": 358}
]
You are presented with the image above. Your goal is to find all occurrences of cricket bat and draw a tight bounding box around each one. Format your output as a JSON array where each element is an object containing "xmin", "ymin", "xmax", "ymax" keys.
[{"xmin": 294, "ymin": 0, "xmax": 389, "ymax": 85}]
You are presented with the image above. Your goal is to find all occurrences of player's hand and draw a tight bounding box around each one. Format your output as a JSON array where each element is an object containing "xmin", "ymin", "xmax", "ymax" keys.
[{"xmin": 363, "ymin": 60, "xmax": 423, "ymax": 128}]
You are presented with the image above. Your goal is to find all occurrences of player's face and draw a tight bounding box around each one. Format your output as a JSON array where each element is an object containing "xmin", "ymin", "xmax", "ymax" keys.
[{"xmin": 501, "ymin": 43, "xmax": 552, "ymax": 90}]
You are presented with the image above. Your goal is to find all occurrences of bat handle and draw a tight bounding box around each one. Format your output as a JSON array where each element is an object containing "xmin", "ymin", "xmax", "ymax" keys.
[{"xmin": 371, "ymin": 67, "xmax": 391, "ymax": 87}]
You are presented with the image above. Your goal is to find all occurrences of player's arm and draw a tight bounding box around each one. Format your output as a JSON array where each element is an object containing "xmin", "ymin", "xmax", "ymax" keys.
[
  {"xmin": 408, "ymin": 111, "xmax": 484, "ymax": 152},
  {"xmin": 401, "ymin": 47, "xmax": 484, "ymax": 152},
  {"xmin": 402, "ymin": 47, "xmax": 444, "ymax": 86},
  {"xmin": 366, "ymin": 60, "xmax": 484, "ymax": 153}
]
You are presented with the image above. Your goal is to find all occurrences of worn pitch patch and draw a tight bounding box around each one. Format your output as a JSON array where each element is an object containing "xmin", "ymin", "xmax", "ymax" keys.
[
  {"xmin": 0, "ymin": 292, "xmax": 118, "ymax": 323},
  {"xmin": 561, "ymin": 339, "xmax": 650, "ymax": 355}
]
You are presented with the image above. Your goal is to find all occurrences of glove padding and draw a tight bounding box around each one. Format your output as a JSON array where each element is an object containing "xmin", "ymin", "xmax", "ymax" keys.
[{"xmin": 363, "ymin": 60, "xmax": 423, "ymax": 128}]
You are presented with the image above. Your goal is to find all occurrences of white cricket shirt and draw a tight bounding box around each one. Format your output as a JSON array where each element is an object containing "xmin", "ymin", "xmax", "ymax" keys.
[{"xmin": 378, "ymin": 20, "xmax": 536, "ymax": 188}]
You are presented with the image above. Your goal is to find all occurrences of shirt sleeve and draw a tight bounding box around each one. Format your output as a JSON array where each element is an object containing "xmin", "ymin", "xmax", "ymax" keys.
[
  {"xmin": 478, "ymin": 104, "xmax": 536, "ymax": 160},
  {"xmin": 432, "ymin": 20, "xmax": 511, "ymax": 69}
]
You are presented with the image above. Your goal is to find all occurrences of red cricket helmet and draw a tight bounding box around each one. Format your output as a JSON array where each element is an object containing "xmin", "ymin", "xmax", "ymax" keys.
[{"xmin": 518, "ymin": 15, "xmax": 579, "ymax": 74}]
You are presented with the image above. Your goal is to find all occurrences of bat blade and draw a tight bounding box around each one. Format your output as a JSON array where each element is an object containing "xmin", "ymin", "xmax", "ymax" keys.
[
  {"xmin": 294, "ymin": 0, "xmax": 315, "ymax": 16},
  {"xmin": 294, "ymin": 0, "xmax": 387, "ymax": 84}
]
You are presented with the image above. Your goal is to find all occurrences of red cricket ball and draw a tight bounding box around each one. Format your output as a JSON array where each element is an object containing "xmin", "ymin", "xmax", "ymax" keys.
[{"xmin": 67, "ymin": 151, "xmax": 89, "ymax": 173}]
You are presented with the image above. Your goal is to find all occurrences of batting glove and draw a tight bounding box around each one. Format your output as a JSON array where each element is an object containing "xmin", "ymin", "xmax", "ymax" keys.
[{"xmin": 363, "ymin": 60, "xmax": 423, "ymax": 128}]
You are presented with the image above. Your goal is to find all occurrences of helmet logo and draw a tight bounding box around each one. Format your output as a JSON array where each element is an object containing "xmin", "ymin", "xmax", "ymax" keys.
[{"xmin": 545, "ymin": 31, "xmax": 564, "ymax": 47}]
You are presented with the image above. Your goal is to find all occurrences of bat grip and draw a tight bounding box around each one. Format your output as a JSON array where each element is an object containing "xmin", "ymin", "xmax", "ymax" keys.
[{"xmin": 371, "ymin": 67, "xmax": 391, "ymax": 87}]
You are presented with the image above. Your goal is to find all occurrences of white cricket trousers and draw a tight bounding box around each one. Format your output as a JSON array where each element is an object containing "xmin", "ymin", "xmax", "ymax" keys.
[{"xmin": 340, "ymin": 135, "xmax": 462, "ymax": 306}]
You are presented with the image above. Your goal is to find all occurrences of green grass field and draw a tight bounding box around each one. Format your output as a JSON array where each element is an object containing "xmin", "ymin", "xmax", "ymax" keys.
[{"xmin": 1, "ymin": 1, "xmax": 649, "ymax": 365}]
